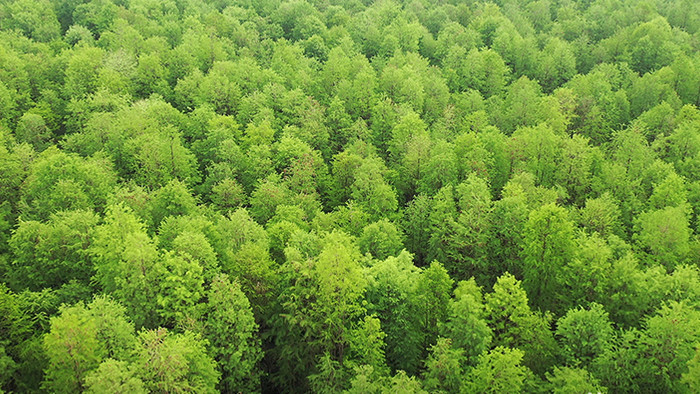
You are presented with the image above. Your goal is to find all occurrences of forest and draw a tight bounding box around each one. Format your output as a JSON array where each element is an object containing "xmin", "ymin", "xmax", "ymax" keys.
[{"xmin": 1, "ymin": 0, "xmax": 700, "ymax": 392}]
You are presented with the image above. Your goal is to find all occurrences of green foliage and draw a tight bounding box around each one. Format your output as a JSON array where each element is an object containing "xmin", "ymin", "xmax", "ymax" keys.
[
  {"xmin": 21, "ymin": 147, "xmax": 118, "ymax": 220},
  {"xmin": 42, "ymin": 296, "xmax": 136, "ymax": 393},
  {"xmin": 422, "ymin": 338, "xmax": 464, "ymax": 393},
  {"xmin": 416, "ymin": 261, "xmax": 453, "ymax": 360},
  {"xmin": 273, "ymin": 230, "xmax": 369, "ymax": 390},
  {"xmin": 522, "ymin": 203, "xmax": 575, "ymax": 313},
  {"xmin": 556, "ymin": 303, "xmax": 613, "ymax": 366},
  {"xmin": 2, "ymin": 0, "xmax": 700, "ymax": 391},
  {"xmin": 205, "ymin": 274, "xmax": 262, "ymax": 393},
  {"xmin": 358, "ymin": 219, "xmax": 404, "ymax": 260},
  {"xmin": 637, "ymin": 301, "xmax": 700, "ymax": 392},
  {"xmin": 442, "ymin": 279, "xmax": 492, "ymax": 365},
  {"xmin": 546, "ymin": 366, "xmax": 607, "ymax": 394},
  {"xmin": 156, "ymin": 251, "xmax": 204, "ymax": 327},
  {"xmin": 365, "ymin": 251, "xmax": 422, "ymax": 374},
  {"xmin": 133, "ymin": 328, "xmax": 219, "ymax": 393},
  {"xmin": 579, "ymin": 193, "xmax": 622, "ymax": 237},
  {"xmin": 485, "ymin": 273, "xmax": 558, "ymax": 375},
  {"xmin": 450, "ymin": 174, "xmax": 494, "ymax": 281},
  {"xmin": 84, "ymin": 359, "xmax": 146, "ymax": 394},
  {"xmin": 90, "ymin": 204, "xmax": 167, "ymax": 328},
  {"xmin": 43, "ymin": 306, "xmax": 101, "ymax": 393},
  {"xmin": 211, "ymin": 209, "xmax": 278, "ymax": 318},
  {"xmin": 15, "ymin": 112, "xmax": 51, "ymax": 151},
  {"xmin": 464, "ymin": 347, "xmax": 528, "ymax": 393},
  {"xmin": 0, "ymin": 284, "xmax": 33, "ymax": 391},
  {"xmin": 401, "ymin": 194, "xmax": 432, "ymax": 265},
  {"xmin": 634, "ymin": 205, "xmax": 691, "ymax": 267},
  {"xmin": 345, "ymin": 365, "xmax": 427, "ymax": 394},
  {"xmin": 684, "ymin": 346, "xmax": 700, "ymax": 392},
  {"xmin": 9, "ymin": 210, "xmax": 98, "ymax": 290}
]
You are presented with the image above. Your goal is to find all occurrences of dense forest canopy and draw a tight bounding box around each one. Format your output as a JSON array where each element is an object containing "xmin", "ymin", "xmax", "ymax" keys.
[{"xmin": 1, "ymin": 0, "xmax": 700, "ymax": 392}]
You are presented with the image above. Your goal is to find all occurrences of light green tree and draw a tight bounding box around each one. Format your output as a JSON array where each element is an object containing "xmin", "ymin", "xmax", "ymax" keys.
[
  {"xmin": 546, "ymin": 366, "xmax": 607, "ymax": 394},
  {"xmin": 422, "ymin": 338, "xmax": 464, "ymax": 393},
  {"xmin": 463, "ymin": 347, "xmax": 529, "ymax": 394},
  {"xmin": 522, "ymin": 203, "xmax": 576, "ymax": 313},
  {"xmin": 635, "ymin": 205, "xmax": 691, "ymax": 268},
  {"xmin": 90, "ymin": 204, "xmax": 163, "ymax": 328},
  {"xmin": 84, "ymin": 359, "xmax": 146, "ymax": 394},
  {"xmin": 133, "ymin": 328, "xmax": 220, "ymax": 393},
  {"xmin": 42, "ymin": 297, "xmax": 136, "ymax": 393},
  {"xmin": 365, "ymin": 251, "xmax": 422, "ymax": 374},
  {"xmin": 485, "ymin": 273, "xmax": 558, "ymax": 375},
  {"xmin": 205, "ymin": 274, "xmax": 262, "ymax": 393},
  {"xmin": 556, "ymin": 303, "xmax": 614, "ymax": 367},
  {"xmin": 441, "ymin": 279, "xmax": 492, "ymax": 365},
  {"xmin": 358, "ymin": 219, "xmax": 404, "ymax": 260}
]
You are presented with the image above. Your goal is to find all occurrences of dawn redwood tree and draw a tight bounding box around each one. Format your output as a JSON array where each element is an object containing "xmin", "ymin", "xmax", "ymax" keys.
[{"xmin": 521, "ymin": 203, "xmax": 576, "ymax": 313}]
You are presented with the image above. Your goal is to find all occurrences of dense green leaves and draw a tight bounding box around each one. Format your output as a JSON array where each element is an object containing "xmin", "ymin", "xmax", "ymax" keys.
[
  {"xmin": 1, "ymin": 0, "xmax": 700, "ymax": 392},
  {"xmin": 42, "ymin": 296, "xmax": 136, "ymax": 393}
]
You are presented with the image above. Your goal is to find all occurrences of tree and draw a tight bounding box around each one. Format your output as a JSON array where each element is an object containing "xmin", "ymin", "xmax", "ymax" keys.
[
  {"xmin": 562, "ymin": 233, "xmax": 613, "ymax": 307},
  {"xmin": 422, "ymin": 338, "xmax": 464, "ymax": 393},
  {"xmin": 345, "ymin": 366, "xmax": 427, "ymax": 394},
  {"xmin": 20, "ymin": 147, "xmax": 118, "ymax": 220},
  {"xmin": 401, "ymin": 194, "xmax": 432, "ymax": 265},
  {"xmin": 464, "ymin": 347, "xmax": 529, "ymax": 394},
  {"xmin": 637, "ymin": 301, "xmax": 700, "ymax": 393},
  {"xmin": 493, "ymin": 76, "xmax": 544, "ymax": 133},
  {"xmin": 43, "ymin": 306, "xmax": 102, "ymax": 393},
  {"xmin": 9, "ymin": 210, "xmax": 98, "ymax": 291},
  {"xmin": 546, "ymin": 366, "xmax": 606, "ymax": 394},
  {"xmin": 42, "ymin": 297, "xmax": 136, "ymax": 393},
  {"xmin": 250, "ymin": 173, "xmax": 291, "ymax": 225},
  {"xmin": 397, "ymin": 130, "xmax": 432, "ymax": 201},
  {"xmin": 509, "ymin": 124, "xmax": 562, "ymax": 188},
  {"xmin": 426, "ymin": 185, "xmax": 458, "ymax": 267},
  {"xmin": 647, "ymin": 171, "xmax": 688, "ymax": 210},
  {"xmin": 536, "ymin": 37, "xmax": 577, "ymax": 92},
  {"xmin": 204, "ymin": 274, "xmax": 262, "ymax": 393},
  {"xmin": 126, "ymin": 128, "xmax": 199, "ymax": 189},
  {"xmin": 485, "ymin": 273, "xmax": 558, "ymax": 375},
  {"xmin": 556, "ymin": 303, "xmax": 613, "ymax": 367},
  {"xmin": 594, "ymin": 301, "xmax": 700, "ymax": 393},
  {"xmin": 490, "ymin": 184, "xmax": 529, "ymax": 266},
  {"xmin": 147, "ymin": 179, "xmax": 199, "ymax": 231},
  {"xmin": 84, "ymin": 359, "xmax": 146, "ymax": 394},
  {"xmin": 627, "ymin": 17, "xmax": 679, "ymax": 75},
  {"xmin": 365, "ymin": 251, "xmax": 422, "ymax": 375},
  {"xmin": 358, "ymin": 219, "xmax": 404, "ymax": 260},
  {"xmin": 156, "ymin": 251, "xmax": 204, "ymax": 327},
  {"xmin": 441, "ymin": 279, "xmax": 492, "ymax": 365},
  {"xmin": 684, "ymin": 346, "xmax": 700, "ymax": 392},
  {"xmin": 272, "ymin": 231, "xmax": 370, "ymax": 390},
  {"xmin": 211, "ymin": 209, "xmax": 278, "ymax": 318},
  {"xmin": 578, "ymin": 193, "xmax": 622, "ymax": 237},
  {"xmin": 634, "ymin": 205, "xmax": 691, "ymax": 268},
  {"xmin": 350, "ymin": 158, "xmax": 398, "ymax": 221},
  {"xmin": 445, "ymin": 46, "xmax": 504, "ymax": 96},
  {"xmin": 416, "ymin": 261, "xmax": 453, "ymax": 361},
  {"xmin": 0, "ymin": 284, "xmax": 33, "ymax": 392},
  {"xmin": 133, "ymin": 328, "xmax": 220, "ymax": 393},
  {"xmin": 15, "ymin": 113, "xmax": 51, "ymax": 151},
  {"xmin": 90, "ymin": 204, "xmax": 163, "ymax": 328},
  {"xmin": 450, "ymin": 174, "xmax": 493, "ymax": 282},
  {"xmin": 521, "ymin": 203, "xmax": 576, "ymax": 313},
  {"xmin": 63, "ymin": 46, "xmax": 104, "ymax": 99}
]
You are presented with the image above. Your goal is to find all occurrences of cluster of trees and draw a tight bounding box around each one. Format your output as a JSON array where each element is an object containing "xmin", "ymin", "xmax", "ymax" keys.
[{"xmin": 1, "ymin": 0, "xmax": 700, "ymax": 392}]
